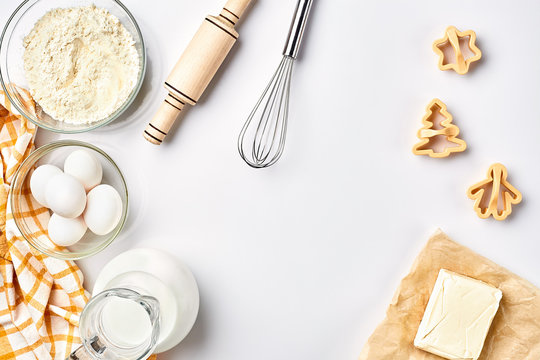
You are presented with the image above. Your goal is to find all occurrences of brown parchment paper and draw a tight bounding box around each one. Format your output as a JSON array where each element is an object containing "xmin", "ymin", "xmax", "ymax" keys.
[{"xmin": 359, "ymin": 230, "xmax": 540, "ymax": 360}]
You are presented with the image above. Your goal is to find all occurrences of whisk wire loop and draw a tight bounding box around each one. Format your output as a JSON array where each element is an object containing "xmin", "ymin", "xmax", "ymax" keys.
[
  {"xmin": 238, "ymin": 56, "xmax": 294, "ymax": 168},
  {"xmin": 253, "ymin": 58, "xmax": 287, "ymax": 162}
]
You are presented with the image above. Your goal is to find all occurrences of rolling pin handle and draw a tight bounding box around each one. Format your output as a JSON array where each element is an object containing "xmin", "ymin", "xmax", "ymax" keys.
[
  {"xmin": 143, "ymin": 95, "xmax": 185, "ymax": 145},
  {"xmin": 223, "ymin": 0, "xmax": 252, "ymax": 20}
]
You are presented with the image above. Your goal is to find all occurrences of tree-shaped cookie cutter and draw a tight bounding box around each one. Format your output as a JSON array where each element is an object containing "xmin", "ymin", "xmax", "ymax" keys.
[
  {"xmin": 467, "ymin": 163, "xmax": 522, "ymax": 221},
  {"xmin": 433, "ymin": 26, "xmax": 482, "ymax": 75},
  {"xmin": 412, "ymin": 99, "xmax": 466, "ymax": 158}
]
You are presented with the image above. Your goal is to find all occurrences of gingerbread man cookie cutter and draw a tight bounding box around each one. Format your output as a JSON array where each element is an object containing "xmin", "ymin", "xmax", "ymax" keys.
[
  {"xmin": 433, "ymin": 26, "xmax": 482, "ymax": 75},
  {"xmin": 412, "ymin": 99, "xmax": 466, "ymax": 158},
  {"xmin": 467, "ymin": 163, "xmax": 522, "ymax": 221}
]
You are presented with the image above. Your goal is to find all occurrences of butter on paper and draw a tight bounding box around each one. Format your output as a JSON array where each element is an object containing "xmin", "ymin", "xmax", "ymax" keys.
[
  {"xmin": 359, "ymin": 230, "xmax": 540, "ymax": 360},
  {"xmin": 414, "ymin": 269, "xmax": 502, "ymax": 360}
]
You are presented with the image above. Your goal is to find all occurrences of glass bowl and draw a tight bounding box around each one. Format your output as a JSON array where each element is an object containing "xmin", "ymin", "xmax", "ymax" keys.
[
  {"xmin": 10, "ymin": 140, "xmax": 129, "ymax": 260},
  {"xmin": 0, "ymin": 0, "xmax": 146, "ymax": 133}
]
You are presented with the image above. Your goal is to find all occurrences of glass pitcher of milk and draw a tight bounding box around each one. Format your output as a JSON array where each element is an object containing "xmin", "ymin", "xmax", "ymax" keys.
[{"xmin": 69, "ymin": 288, "xmax": 160, "ymax": 360}]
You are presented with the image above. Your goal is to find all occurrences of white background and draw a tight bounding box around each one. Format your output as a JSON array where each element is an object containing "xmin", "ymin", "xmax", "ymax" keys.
[{"xmin": 3, "ymin": 0, "xmax": 540, "ymax": 359}]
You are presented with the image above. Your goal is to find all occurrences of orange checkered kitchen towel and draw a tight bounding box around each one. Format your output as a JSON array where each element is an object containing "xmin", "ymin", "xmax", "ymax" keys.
[{"xmin": 0, "ymin": 86, "xmax": 89, "ymax": 359}]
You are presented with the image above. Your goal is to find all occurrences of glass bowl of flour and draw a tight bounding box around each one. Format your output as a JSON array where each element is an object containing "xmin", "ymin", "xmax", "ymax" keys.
[{"xmin": 0, "ymin": 0, "xmax": 146, "ymax": 133}]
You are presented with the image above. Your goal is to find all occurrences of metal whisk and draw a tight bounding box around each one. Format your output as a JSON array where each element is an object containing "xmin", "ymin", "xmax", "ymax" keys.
[{"xmin": 238, "ymin": 0, "xmax": 313, "ymax": 168}]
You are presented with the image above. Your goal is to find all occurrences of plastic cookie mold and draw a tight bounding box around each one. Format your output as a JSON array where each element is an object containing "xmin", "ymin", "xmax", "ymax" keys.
[
  {"xmin": 412, "ymin": 98, "xmax": 467, "ymax": 158},
  {"xmin": 433, "ymin": 26, "xmax": 482, "ymax": 75},
  {"xmin": 467, "ymin": 163, "xmax": 522, "ymax": 221}
]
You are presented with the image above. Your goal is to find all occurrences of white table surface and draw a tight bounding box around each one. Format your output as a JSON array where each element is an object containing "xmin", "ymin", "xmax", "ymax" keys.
[{"xmin": 3, "ymin": 0, "xmax": 540, "ymax": 359}]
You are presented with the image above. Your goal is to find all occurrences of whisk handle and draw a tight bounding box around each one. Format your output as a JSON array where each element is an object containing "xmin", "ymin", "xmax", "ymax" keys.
[{"xmin": 283, "ymin": 0, "xmax": 313, "ymax": 59}]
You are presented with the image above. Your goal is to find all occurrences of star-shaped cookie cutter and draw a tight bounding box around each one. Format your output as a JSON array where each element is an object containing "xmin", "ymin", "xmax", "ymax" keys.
[
  {"xmin": 467, "ymin": 163, "xmax": 522, "ymax": 221},
  {"xmin": 412, "ymin": 98, "xmax": 467, "ymax": 158},
  {"xmin": 433, "ymin": 26, "xmax": 482, "ymax": 75}
]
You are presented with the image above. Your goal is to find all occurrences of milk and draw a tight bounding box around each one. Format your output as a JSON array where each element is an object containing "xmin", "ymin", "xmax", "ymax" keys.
[
  {"xmin": 91, "ymin": 248, "xmax": 200, "ymax": 353},
  {"xmin": 101, "ymin": 297, "xmax": 153, "ymax": 347},
  {"xmin": 104, "ymin": 271, "xmax": 178, "ymax": 344}
]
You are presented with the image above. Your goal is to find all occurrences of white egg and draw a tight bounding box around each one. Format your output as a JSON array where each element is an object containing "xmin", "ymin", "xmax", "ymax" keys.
[
  {"xmin": 30, "ymin": 164, "xmax": 62, "ymax": 207},
  {"xmin": 45, "ymin": 173, "xmax": 87, "ymax": 218},
  {"xmin": 84, "ymin": 184, "xmax": 123, "ymax": 236},
  {"xmin": 48, "ymin": 213, "xmax": 87, "ymax": 247},
  {"xmin": 64, "ymin": 150, "xmax": 103, "ymax": 192}
]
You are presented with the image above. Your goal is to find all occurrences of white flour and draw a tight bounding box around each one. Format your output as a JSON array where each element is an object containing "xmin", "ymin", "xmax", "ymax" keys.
[{"xmin": 23, "ymin": 5, "xmax": 140, "ymax": 124}]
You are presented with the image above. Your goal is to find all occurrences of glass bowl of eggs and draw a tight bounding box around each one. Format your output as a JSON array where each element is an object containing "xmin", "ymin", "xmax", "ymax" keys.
[
  {"xmin": 10, "ymin": 140, "xmax": 128, "ymax": 260},
  {"xmin": 0, "ymin": 0, "xmax": 146, "ymax": 133}
]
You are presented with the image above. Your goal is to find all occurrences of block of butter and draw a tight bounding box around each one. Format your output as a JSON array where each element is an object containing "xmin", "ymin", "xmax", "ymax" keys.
[{"xmin": 414, "ymin": 269, "xmax": 502, "ymax": 360}]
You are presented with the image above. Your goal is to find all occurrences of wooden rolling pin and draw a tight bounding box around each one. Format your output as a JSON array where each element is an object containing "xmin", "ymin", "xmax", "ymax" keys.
[{"xmin": 144, "ymin": 0, "xmax": 252, "ymax": 145}]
